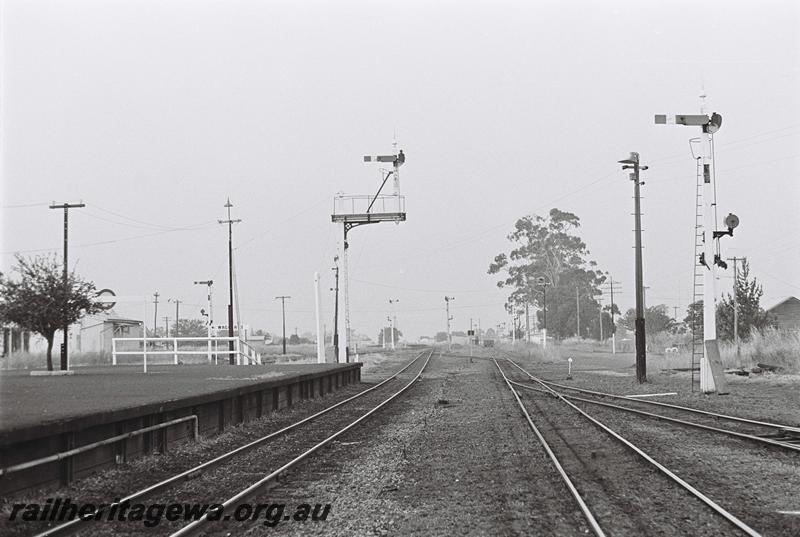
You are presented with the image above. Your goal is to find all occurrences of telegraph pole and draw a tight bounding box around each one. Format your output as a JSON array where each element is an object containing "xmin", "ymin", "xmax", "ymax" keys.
[
  {"xmin": 619, "ymin": 153, "xmax": 648, "ymax": 383},
  {"xmin": 153, "ymin": 292, "xmax": 160, "ymax": 336},
  {"xmin": 218, "ymin": 198, "xmax": 241, "ymax": 365},
  {"xmin": 332, "ymin": 256, "xmax": 340, "ymax": 361},
  {"xmin": 537, "ymin": 277, "xmax": 551, "ymax": 349},
  {"xmin": 576, "ymin": 287, "xmax": 581, "ymax": 338},
  {"xmin": 445, "ymin": 296, "xmax": 455, "ymax": 351},
  {"xmin": 598, "ymin": 296, "xmax": 604, "ymax": 341},
  {"xmin": 389, "ymin": 298, "xmax": 399, "ymax": 350},
  {"xmin": 525, "ymin": 303, "xmax": 530, "ymax": 344},
  {"xmin": 49, "ymin": 201, "xmax": 85, "ymax": 370},
  {"xmin": 727, "ymin": 256, "xmax": 743, "ymax": 356},
  {"xmin": 169, "ymin": 299, "xmax": 181, "ymax": 337},
  {"xmin": 275, "ymin": 296, "xmax": 291, "ymax": 354},
  {"xmin": 608, "ymin": 278, "xmax": 619, "ymax": 354},
  {"xmin": 194, "ymin": 280, "xmax": 214, "ymax": 362}
]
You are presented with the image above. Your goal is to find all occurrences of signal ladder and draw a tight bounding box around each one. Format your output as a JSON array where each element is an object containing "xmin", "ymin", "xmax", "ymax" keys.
[{"xmin": 690, "ymin": 158, "xmax": 704, "ymax": 391}]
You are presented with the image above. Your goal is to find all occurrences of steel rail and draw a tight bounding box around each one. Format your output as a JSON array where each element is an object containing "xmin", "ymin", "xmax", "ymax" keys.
[
  {"xmin": 508, "ymin": 379, "xmax": 800, "ymax": 452},
  {"xmin": 493, "ymin": 359, "xmax": 607, "ymax": 536},
  {"xmin": 170, "ymin": 348, "xmax": 435, "ymax": 537},
  {"xmin": 493, "ymin": 348, "xmax": 799, "ymax": 434},
  {"xmin": 537, "ymin": 377, "xmax": 800, "ymax": 434},
  {"xmin": 505, "ymin": 358, "xmax": 763, "ymax": 537},
  {"xmin": 33, "ymin": 349, "xmax": 432, "ymax": 537}
]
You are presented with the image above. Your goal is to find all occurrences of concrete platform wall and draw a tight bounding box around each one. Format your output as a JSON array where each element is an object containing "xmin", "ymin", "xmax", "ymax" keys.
[{"xmin": 0, "ymin": 366, "xmax": 361, "ymax": 496}]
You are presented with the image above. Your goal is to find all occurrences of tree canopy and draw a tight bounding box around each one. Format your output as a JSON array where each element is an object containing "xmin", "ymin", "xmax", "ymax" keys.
[
  {"xmin": 685, "ymin": 261, "xmax": 774, "ymax": 342},
  {"xmin": 377, "ymin": 326, "xmax": 402, "ymax": 346},
  {"xmin": 621, "ymin": 304, "xmax": 677, "ymax": 337},
  {"xmin": 716, "ymin": 259, "xmax": 774, "ymax": 341},
  {"xmin": 488, "ymin": 208, "xmax": 607, "ymax": 339},
  {"xmin": 0, "ymin": 254, "xmax": 104, "ymax": 370}
]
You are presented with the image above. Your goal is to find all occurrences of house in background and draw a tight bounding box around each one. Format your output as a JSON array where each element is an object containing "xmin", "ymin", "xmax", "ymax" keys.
[
  {"xmin": 1, "ymin": 325, "xmax": 30, "ymax": 356},
  {"xmin": 76, "ymin": 315, "xmax": 144, "ymax": 354},
  {"xmin": 766, "ymin": 296, "xmax": 800, "ymax": 332},
  {"xmin": 2, "ymin": 312, "xmax": 143, "ymax": 361}
]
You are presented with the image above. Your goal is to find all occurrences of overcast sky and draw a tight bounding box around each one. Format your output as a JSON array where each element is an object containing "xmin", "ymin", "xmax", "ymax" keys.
[{"xmin": 2, "ymin": 0, "xmax": 798, "ymax": 340}]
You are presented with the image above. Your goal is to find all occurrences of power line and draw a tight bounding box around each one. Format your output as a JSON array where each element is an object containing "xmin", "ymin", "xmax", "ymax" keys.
[
  {"xmin": 1, "ymin": 225, "xmax": 216, "ymax": 255},
  {"xmin": 350, "ymin": 278, "xmax": 492, "ymax": 294},
  {"xmin": 1, "ymin": 202, "xmax": 50, "ymax": 209}
]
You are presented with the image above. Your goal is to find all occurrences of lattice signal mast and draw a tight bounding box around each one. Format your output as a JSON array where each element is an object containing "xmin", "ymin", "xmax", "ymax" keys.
[{"xmin": 331, "ymin": 148, "xmax": 407, "ymax": 363}]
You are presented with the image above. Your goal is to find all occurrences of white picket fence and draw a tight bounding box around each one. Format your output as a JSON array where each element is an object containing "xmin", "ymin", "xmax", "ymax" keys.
[{"xmin": 112, "ymin": 336, "xmax": 262, "ymax": 372}]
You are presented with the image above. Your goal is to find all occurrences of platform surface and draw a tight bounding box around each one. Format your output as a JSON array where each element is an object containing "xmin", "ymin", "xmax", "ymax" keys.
[{"xmin": 0, "ymin": 363, "xmax": 359, "ymax": 438}]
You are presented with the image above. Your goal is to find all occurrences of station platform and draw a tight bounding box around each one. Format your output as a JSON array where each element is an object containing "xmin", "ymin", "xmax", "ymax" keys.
[{"xmin": 0, "ymin": 362, "xmax": 362, "ymax": 495}]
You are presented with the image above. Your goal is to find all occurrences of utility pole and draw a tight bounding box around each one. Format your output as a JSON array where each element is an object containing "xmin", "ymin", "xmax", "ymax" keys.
[
  {"xmin": 218, "ymin": 198, "xmax": 241, "ymax": 365},
  {"xmin": 727, "ymin": 256, "xmax": 743, "ymax": 356},
  {"xmin": 275, "ymin": 296, "xmax": 291, "ymax": 354},
  {"xmin": 163, "ymin": 317, "xmax": 171, "ymax": 338},
  {"xmin": 656, "ymin": 111, "xmax": 733, "ymax": 394},
  {"xmin": 511, "ymin": 309, "xmax": 516, "ymax": 344},
  {"xmin": 332, "ymin": 256, "xmax": 340, "ymax": 361},
  {"xmin": 576, "ymin": 287, "xmax": 581, "ymax": 338},
  {"xmin": 445, "ymin": 296, "xmax": 455, "ymax": 351},
  {"xmin": 153, "ymin": 292, "xmax": 160, "ymax": 336},
  {"xmin": 314, "ymin": 272, "xmax": 324, "ymax": 364},
  {"xmin": 598, "ymin": 296, "xmax": 604, "ymax": 341},
  {"xmin": 608, "ymin": 278, "xmax": 619, "ymax": 354},
  {"xmin": 537, "ymin": 277, "xmax": 551, "ymax": 349},
  {"xmin": 169, "ymin": 299, "xmax": 181, "ymax": 337},
  {"xmin": 194, "ymin": 280, "xmax": 214, "ymax": 362},
  {"xmin": 525, "ymin": 304, "xmax": 530, "ymax": 344},
  {"xmin": 49, "ymin": 201, "xmax": 85, "ymax": 370},
  {"xmin": 619, "ymin": 152, "xmax": 648, "ymax": 383},
  {"xmin": 389, "ymin": 299, "xmax": 399, "ymax": 350}
]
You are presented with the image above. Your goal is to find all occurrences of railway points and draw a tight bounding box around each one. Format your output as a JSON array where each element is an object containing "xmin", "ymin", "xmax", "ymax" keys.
[{"xmin": 496, "ymin": 357, "xmax": 763, "ymax": 536}]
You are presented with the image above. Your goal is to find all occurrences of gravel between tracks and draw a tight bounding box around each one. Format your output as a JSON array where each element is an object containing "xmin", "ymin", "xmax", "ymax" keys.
[{"xmin": 231, "ymin": 351, "xmax": 591, "ymax": 536}]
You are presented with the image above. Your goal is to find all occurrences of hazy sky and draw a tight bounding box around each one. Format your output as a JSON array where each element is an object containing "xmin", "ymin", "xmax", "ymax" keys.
[{"xmin": 2, "ymin": 0, "xmax": 798, "ymax": 340}]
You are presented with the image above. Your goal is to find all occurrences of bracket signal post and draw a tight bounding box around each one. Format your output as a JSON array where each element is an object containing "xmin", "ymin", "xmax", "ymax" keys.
[{"xmin": 332, "ymin": 150, "xmax": 407, "ymax": 363}]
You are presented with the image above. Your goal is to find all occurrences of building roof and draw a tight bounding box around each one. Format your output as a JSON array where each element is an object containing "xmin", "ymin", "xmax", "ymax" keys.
[{"xmin": 766, "ymin": 296, "xmax": 800, "ymax": 312}]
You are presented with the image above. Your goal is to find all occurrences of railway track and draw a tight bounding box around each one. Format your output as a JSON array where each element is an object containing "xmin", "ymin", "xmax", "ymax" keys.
[
  {"xmin": 496, "ymin": 349, "xmax": 800, "ymax": 451},
  {"xmin": 495, "ymin": 357, "xmax": 764, "ymax": 536},
  {"xmin": 31, "ymin": 349, "xmax": 434, "ymax": 537}
]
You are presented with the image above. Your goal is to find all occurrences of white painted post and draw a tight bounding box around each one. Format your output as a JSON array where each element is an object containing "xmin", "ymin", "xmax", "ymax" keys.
[
  {"xmin": 142, "ymin": 299, "xmax": 147, "ymax": 371},
  {"xmin": 339, "ymin": 222, "xmax": 349, "ymax": 364},
  {"xmin": 142, "ymin": 325, "xmax": 147, "ymax": 370},
  {"xmin": 206, "ymin": 324, "xmax": 212, "ymax": 364},
  {"xmin": 173, "ymin": 337, "xmax": 178, "ymax": 365},
  {"xmin": 235, "ymin": 337, "xmax": 241, "ymax": 365},
  {"xmin": 112, "ymin": 338, "xmax": 117, "ymax": 366},
  {"xmin": 314, "ymin": 272, "xmax": 324, "ymax": 364},
  {"xmin": 700, "ymin": 130, "xmax": 718, "ymax": 393}
]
